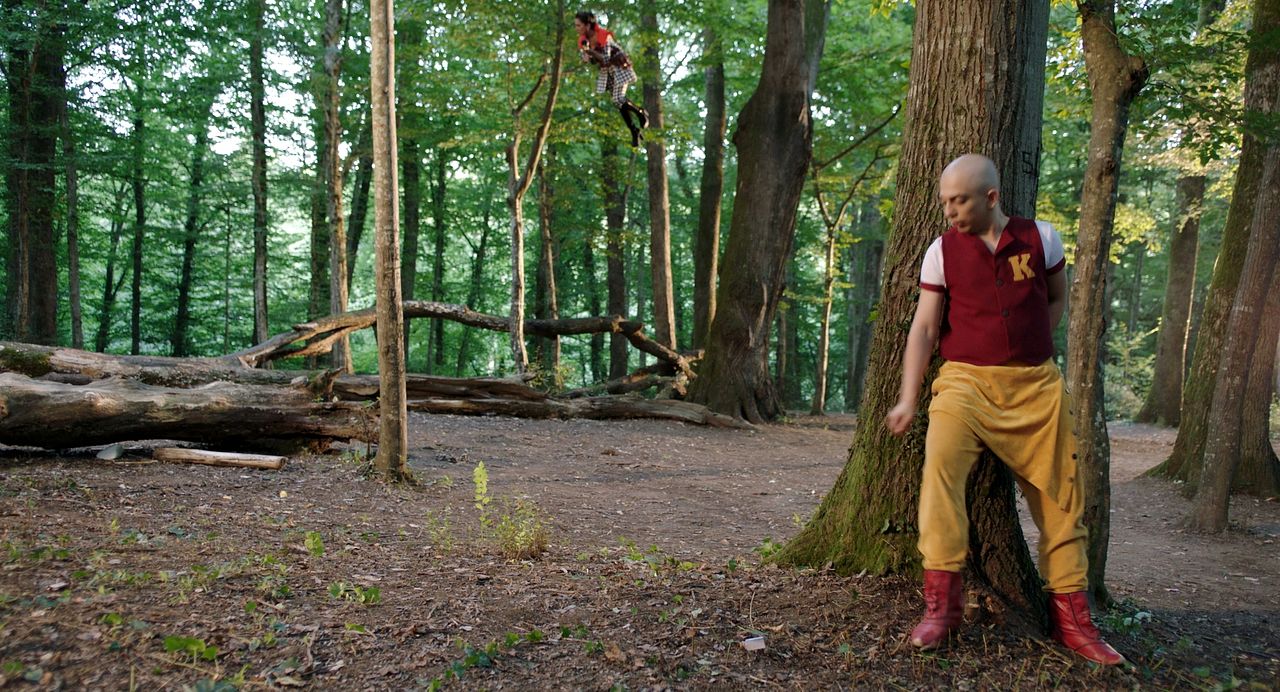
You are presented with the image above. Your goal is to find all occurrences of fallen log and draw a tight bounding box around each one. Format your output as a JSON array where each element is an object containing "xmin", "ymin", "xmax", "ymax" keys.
[
  {"xmin": 153, "ymin": 448, "xmax": 286, "ymax": 470},
  {"xmin": 0, "ymin": 373, "xmax": 371, "ymax": 451},
  {"xmin": 407, "ymin": 395, "xmax": 753, "ymax": 430},
  {"xmin": 229, "ymin": 302, "xmax": 695, "ymax": 377}
]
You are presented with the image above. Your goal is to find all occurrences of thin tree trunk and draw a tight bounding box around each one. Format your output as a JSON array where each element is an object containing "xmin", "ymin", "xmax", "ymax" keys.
[
  {"xmin": 429, "ymin": 149, "xmax": 447, "ymax": 374},
  {"xmin": 345, "ymin": 120, "xmax": 373, "ymax": 288},
  {"xmin": 505, "ymin": 6, "xmax": 564, "ymax": 374},
  {"xmin": 781, "ymin": 0, "xmax": 1051, "ymax": 624},
  {"xmin": 849, "ymin": 238, "xmax": 883, "ymax": 411},
  {"xmin": 370, "ymin": 0, "xmax": 408, "ymax": 481},
  {"xmin": 583, "ymin": 224, "xmax": 604, "ymax": 382},
  {"xmin": 59, "ymin": 66, "xmax": 82, "ymax": 349},
  {"xmin": 324, "ymin": 0, "xmax": 351, "ymax": 373},
  {"xmin": 250, "ymin": 0, "xmax": 270, "ymax": 344},
  {"xmin": 95, "ymin": 185, "xmax": 129, "ymax": 353},
  {"xmin": 640, "ymin": 0, "xmax": 676, "ymax": 351},
  {"xmin": 129, "ymin": 100, "xmax": 145, "ymax": 356},
  {"xmin": 223, "ymin": 206, "xmax": 233, "ymax": 352},
  {"xmin": 1154, "ymin": 0, "xmax": 1279, "ymax": 490},
  {"xmin": 308, "ymin": 118, "xmax": 330, "ymax": 324},
  {"xmin": 603, "ymin": 140, "xmax": 630, "ymax": 379},
  {"xmin": 693, "ymin": 28, "xmax": 726, "ymax": 350},
  {"xmin": 1126, "ymin": 243, "xmax": 1143, "ymax": 335},
  {"xmin": 1136, "ymin": 175, "xmax": 1204, "ymax": 426},
  {"xmin": 172, "ymin": 102, "xmax": 214, "ymax": 357},
  {"xmin": 1067, "ymin": 0, "xmax": 1148, "ymax": 605},
  {"xmin": 1188, "ymin": 148, "xmax": 1280, "ymax": 532},
  {"xmin": 400, "ymin": 137, "xmax": 421, "ymax": 367},
  {"xmin": 810, "ymin": 222, "xmax": 837, "ymax": 415},
  {"xmin": 455, "ymin": 204, "xmax": 491, "ymax": 377},
  {"xmin": 535, "ymin": 154, "xmax": 561, "ymax": 381},
  {"xmin": 1234, "ymin": 268, "xmax": 1280, "ymax": 497}
]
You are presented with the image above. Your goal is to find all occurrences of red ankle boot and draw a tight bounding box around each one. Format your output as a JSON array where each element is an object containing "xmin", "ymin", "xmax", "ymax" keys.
[
  {"xmin": 910, "ymin": 570, "xmax": 963, "ymax": 649},
  {"xmin": 1048, "ymin": 591, "xmax": 1126, "ymax": 665}
]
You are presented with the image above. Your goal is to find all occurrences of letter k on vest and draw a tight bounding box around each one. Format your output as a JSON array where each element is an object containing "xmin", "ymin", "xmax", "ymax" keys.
[{"xmin": 1010, "ymin": 253, "xmax": 1035, "ymax": 281}]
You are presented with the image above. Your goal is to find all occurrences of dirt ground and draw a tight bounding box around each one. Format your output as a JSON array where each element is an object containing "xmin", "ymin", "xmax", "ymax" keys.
[{"xmin": 1, "ymin": 413, "xmax": 1276, "ymax": 690}]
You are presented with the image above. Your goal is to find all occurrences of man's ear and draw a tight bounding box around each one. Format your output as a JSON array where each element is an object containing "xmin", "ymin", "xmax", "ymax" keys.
[{"xmin": 987, "ymin": 188, "xmax": 999, "ymax": 210}]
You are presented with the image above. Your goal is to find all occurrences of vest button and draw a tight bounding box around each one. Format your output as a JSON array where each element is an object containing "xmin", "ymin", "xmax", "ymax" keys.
[
  {"xmin": 1001, "ymin": 309, "xmax": 1010, "ymax": 318},
  {"xmin": 996, "ymin": 279, "xmax": 1004, "ymax": 287}
]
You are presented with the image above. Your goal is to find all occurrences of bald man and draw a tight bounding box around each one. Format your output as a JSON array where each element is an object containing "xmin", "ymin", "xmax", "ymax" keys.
[{"xmin": 885, "ymin": 154, "xmax": 1124, "ymax": 665}]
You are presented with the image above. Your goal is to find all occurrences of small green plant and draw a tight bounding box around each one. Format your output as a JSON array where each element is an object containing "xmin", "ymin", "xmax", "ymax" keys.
[
  {"xmin": 304, "ymin": 531, "xmax": 325, "ymax": 557},
  {"xmin": 473, "ymin": 462, "xmax": 549, "ymax": 559},
  {"xmin": 424, "ymin": 508, "xmax": 456, "ymax": 553},
  {"xmin": 328, "ymin": 582, "xmax": 381, "ymax": 605},
  {"xmin": 163, "ymin": 635, "xmax": 219, "ymax": 663},
  {"xmin": 754, "ymin": 537, "xmax": 783, "ymax": 559},
  {"xmin": 425, "ymin": 630, "xmax": 545, "ymax": 689}
]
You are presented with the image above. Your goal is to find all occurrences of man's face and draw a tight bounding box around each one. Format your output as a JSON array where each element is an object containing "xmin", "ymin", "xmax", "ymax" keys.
[
  {"xmin": 574, "ymin": 18, "xmax": 589, "ymax": 36},
  {"xmin": 938, "ymin": 174, "xmax": 993, "ymax": 234}
]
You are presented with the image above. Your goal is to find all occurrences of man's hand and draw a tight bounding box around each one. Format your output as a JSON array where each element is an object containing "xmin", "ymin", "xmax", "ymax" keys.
[
  {"xmin": 885, "ymin": 400, "xmax": 916, "ymax": 436},
  {"xmin": 579, "ymin": 51, "xmax": 590, "ymax": 63}
]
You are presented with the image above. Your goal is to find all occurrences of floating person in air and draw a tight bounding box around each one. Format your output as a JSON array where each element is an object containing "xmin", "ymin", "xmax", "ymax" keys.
[{"xmin": 574, "ymin": 10, "xmax": 649, "ymax": 148}]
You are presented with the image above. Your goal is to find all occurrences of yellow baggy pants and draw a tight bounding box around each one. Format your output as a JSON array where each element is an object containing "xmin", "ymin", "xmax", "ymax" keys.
[{"xmin": 918, "ymin": 360, "xmax": 1089, "ymax": 593}]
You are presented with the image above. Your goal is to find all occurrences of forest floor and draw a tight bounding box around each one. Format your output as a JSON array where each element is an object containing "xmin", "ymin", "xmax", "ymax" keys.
[{"xmin": 1, "ymin": 414, "xmax": 1277, "ymax": 690}]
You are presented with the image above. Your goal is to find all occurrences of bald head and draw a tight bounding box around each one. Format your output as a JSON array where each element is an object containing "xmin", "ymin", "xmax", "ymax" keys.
[
  {"xmin": 938, "ymin": 154, "xmax": 1006, "ymax": 234},
  {"xmin": 941, "ymin": 154, "xmax": 1000, "ymax": 196}
]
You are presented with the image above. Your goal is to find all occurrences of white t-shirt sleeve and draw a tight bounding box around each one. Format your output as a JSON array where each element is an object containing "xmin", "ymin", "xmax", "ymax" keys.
[
  {"xmin": 919, "ymin": 237, "xmax": 945, "ymax": 291},
  {"xmin": 1036, "ymin": 220, "xmax": 1066, "ymax": 274}
]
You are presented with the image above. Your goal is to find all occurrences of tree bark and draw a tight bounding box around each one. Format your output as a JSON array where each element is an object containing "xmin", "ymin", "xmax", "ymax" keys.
[
  {"xmin": 1234, "ymin": 269, "xmax": 1280, "ymax": 498},
  {"xmin": 0, "ymin": 373, "xmax": 368, "ymax": 451},
  {"xmin": 845, "ymin": 203, "xmax": 884, "ymax": 412},
  {"xmin": 583, "ymin": 210, "xmax": 605, "ymax": 382},
  {"xmin": 780, "ymin": 0, "xmax": 1051, "ymax": 625},
  {"xmin": 603, "ymin": 139, "xmax": 630, "ymax": 379},
  {"xmin": 407, "ymin": 394, "xmax": 748, "ymax": 429},
  {"xmin": 1153, "ymin": 0, "xmax": 1279, "ymax": 491},
  {"xmin": 250, "ymin": 0, "xmax": 270, "ymax": 344},
  {"xmin": 506, "ymin": 7, "xmax": 565, "ymax": 374},
  {"xmin": 4, "ymin": 6, "xmax": 62, "ymax": 346},
  {"xmin": 172, "ymin": 100, "xmax": 214, "ymax": 358},
  {"xmin": 455, "ymin": 205, "xmax": 491, "ymax": 376},
  {"xmin": 693, "ymin": 27, "xmax": 726, "ymax": 350},
  {"xmin": 1136, "ymin": 175, "xmax": 1204, "ymax": 426},
  {"xmin": 686, "ymin": 0, "xmax": 817, "ymax": 423},
  {"xmin": 1187, "ymin": 147, "xmax": 1280, "ymax": 532},
  {"xmin": 308, "ymin": 116, "xmax": 330, "ymax": 324},
  {"xmin": 324, "ymin": 0, "xmax": 351, "ymax": 373},
  {"xmin": 370, "ymin": 0, "xmax": 409, "ymax": 481},
  {"xmin": 400, "ymin": 137, "xmax": 421, "ymax": 366},
  {"xmin": 1067, "ymin": 0, "xmax": 1148, "ymax": 605},
  {"xmin": 640, "ymin": 0, "xmax": 677, "ymax": 352}
]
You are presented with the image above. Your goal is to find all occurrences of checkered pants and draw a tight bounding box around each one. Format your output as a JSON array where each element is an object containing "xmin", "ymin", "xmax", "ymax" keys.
[{"xmin": 597, "ymin": 64, "xmax": 638, "ymax": 107}]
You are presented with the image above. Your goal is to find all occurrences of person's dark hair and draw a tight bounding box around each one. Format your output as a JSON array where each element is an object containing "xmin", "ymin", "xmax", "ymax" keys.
[{"xmin": 574, "ymin": 10, "xmax": 596, "ymax": 26}]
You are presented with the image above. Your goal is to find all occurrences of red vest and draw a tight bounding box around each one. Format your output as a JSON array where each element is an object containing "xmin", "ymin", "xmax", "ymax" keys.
[
  {"xmin": 578, "ymin": 26, "xmax": 614, "ymax": 52},
  {"xmin": 934, "ymin": 217, "xmax": 1058, "ymax": 366}
]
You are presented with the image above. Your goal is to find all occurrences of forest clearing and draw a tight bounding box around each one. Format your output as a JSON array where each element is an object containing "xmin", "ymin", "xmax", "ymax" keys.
[
  {"xmin": 4, "ymin": 0, "xmax": 1280, "ymax": 688},
  {"xmin": 1, "ymin": 416, "xmax": 1277, "ymax": 689}
]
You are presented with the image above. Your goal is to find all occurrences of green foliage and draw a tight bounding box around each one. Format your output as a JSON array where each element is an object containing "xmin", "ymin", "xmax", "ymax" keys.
[
  {"xmin": 163, "ymin": 635, "xmax": 218, "ymax": 662},
  {"xmin": 472, "ymin": 462, "xmax": 549, "ymax": 559},
  {"xmin": 303, "ymin": 531, "xmax": 325, "ymax": 558}
]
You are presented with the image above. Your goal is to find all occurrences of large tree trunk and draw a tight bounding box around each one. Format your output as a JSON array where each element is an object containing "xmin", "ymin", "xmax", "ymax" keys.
[
  {"xmin": 0, "ymin": 373, "xmax": 367, "ymax": 451},
  {"xmin": 129, "ymin": 98, "xmax": 145, "ymax": 356},
  {"xmin": 693, "ymin": 27, "xmax": 726, "ymax": 350},
  {"xmin": 370, "ymin": 0, "xmax": 409, "ymax": 481},
  {"xmin": 505, "ymin": 9, "xmax": 564, "ymax": 374},
  {"xmin": 1153, "ymin": 0, "xmax": 1279, "ymax": 491},
  {"xmin": 400, "ymin": 137, "xmax": 421, "ymax": 366},
  {"xmin": 1234, "ymin": 270, "xmax": 1280, "ymax": 497},
  {"xmin": 640, "ymin": 0, "xmax": 677, "ymax": 352},
  {"xmin": 1136, "ymin": 175, "xmax": 1204, "ymax": 426},
  {"xmin": 95, "ymin": 185, "xmax": 129, "ymax": 353},
  {"xmin": 686, "ymin": 0, "xmax": 817, "ymax": 423},
  {"xmin": 781, "ymin": 0, "xmax": 1051, "ymax": 624},
  {"xmin": 324, "ymin": 0, "xmax": 351, "ymax": 373},
  {"xmin": 250, "ymin": 0, "xmax": 270, "ymax": 344},
  {"xmin": 1067, "ymin": 0, "xmax": 1148, "ymax": 605},
  {"xmin": 4, "ymin": 8, "xmax": 62, "ymax": 346},
  {"xmin": 603, "ymin": 140, "xmax": 630, "ymax": 379},
  {"xmin": 59, "ymin": 66, "xmax": 83, "ymax": 350},
  {"xmin": 1187, "ymin": 147, "xmax": 1280, "ymax": 532}
]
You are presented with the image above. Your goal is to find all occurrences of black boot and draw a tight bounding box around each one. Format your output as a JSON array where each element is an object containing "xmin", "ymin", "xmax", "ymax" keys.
[
  {"xmin": 619, "ymin": 106, "xmax": 643, "ymax": 148},
  {"xmin": 625, "ymin": 100, "xmax": 649, "ymax": 129}
]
